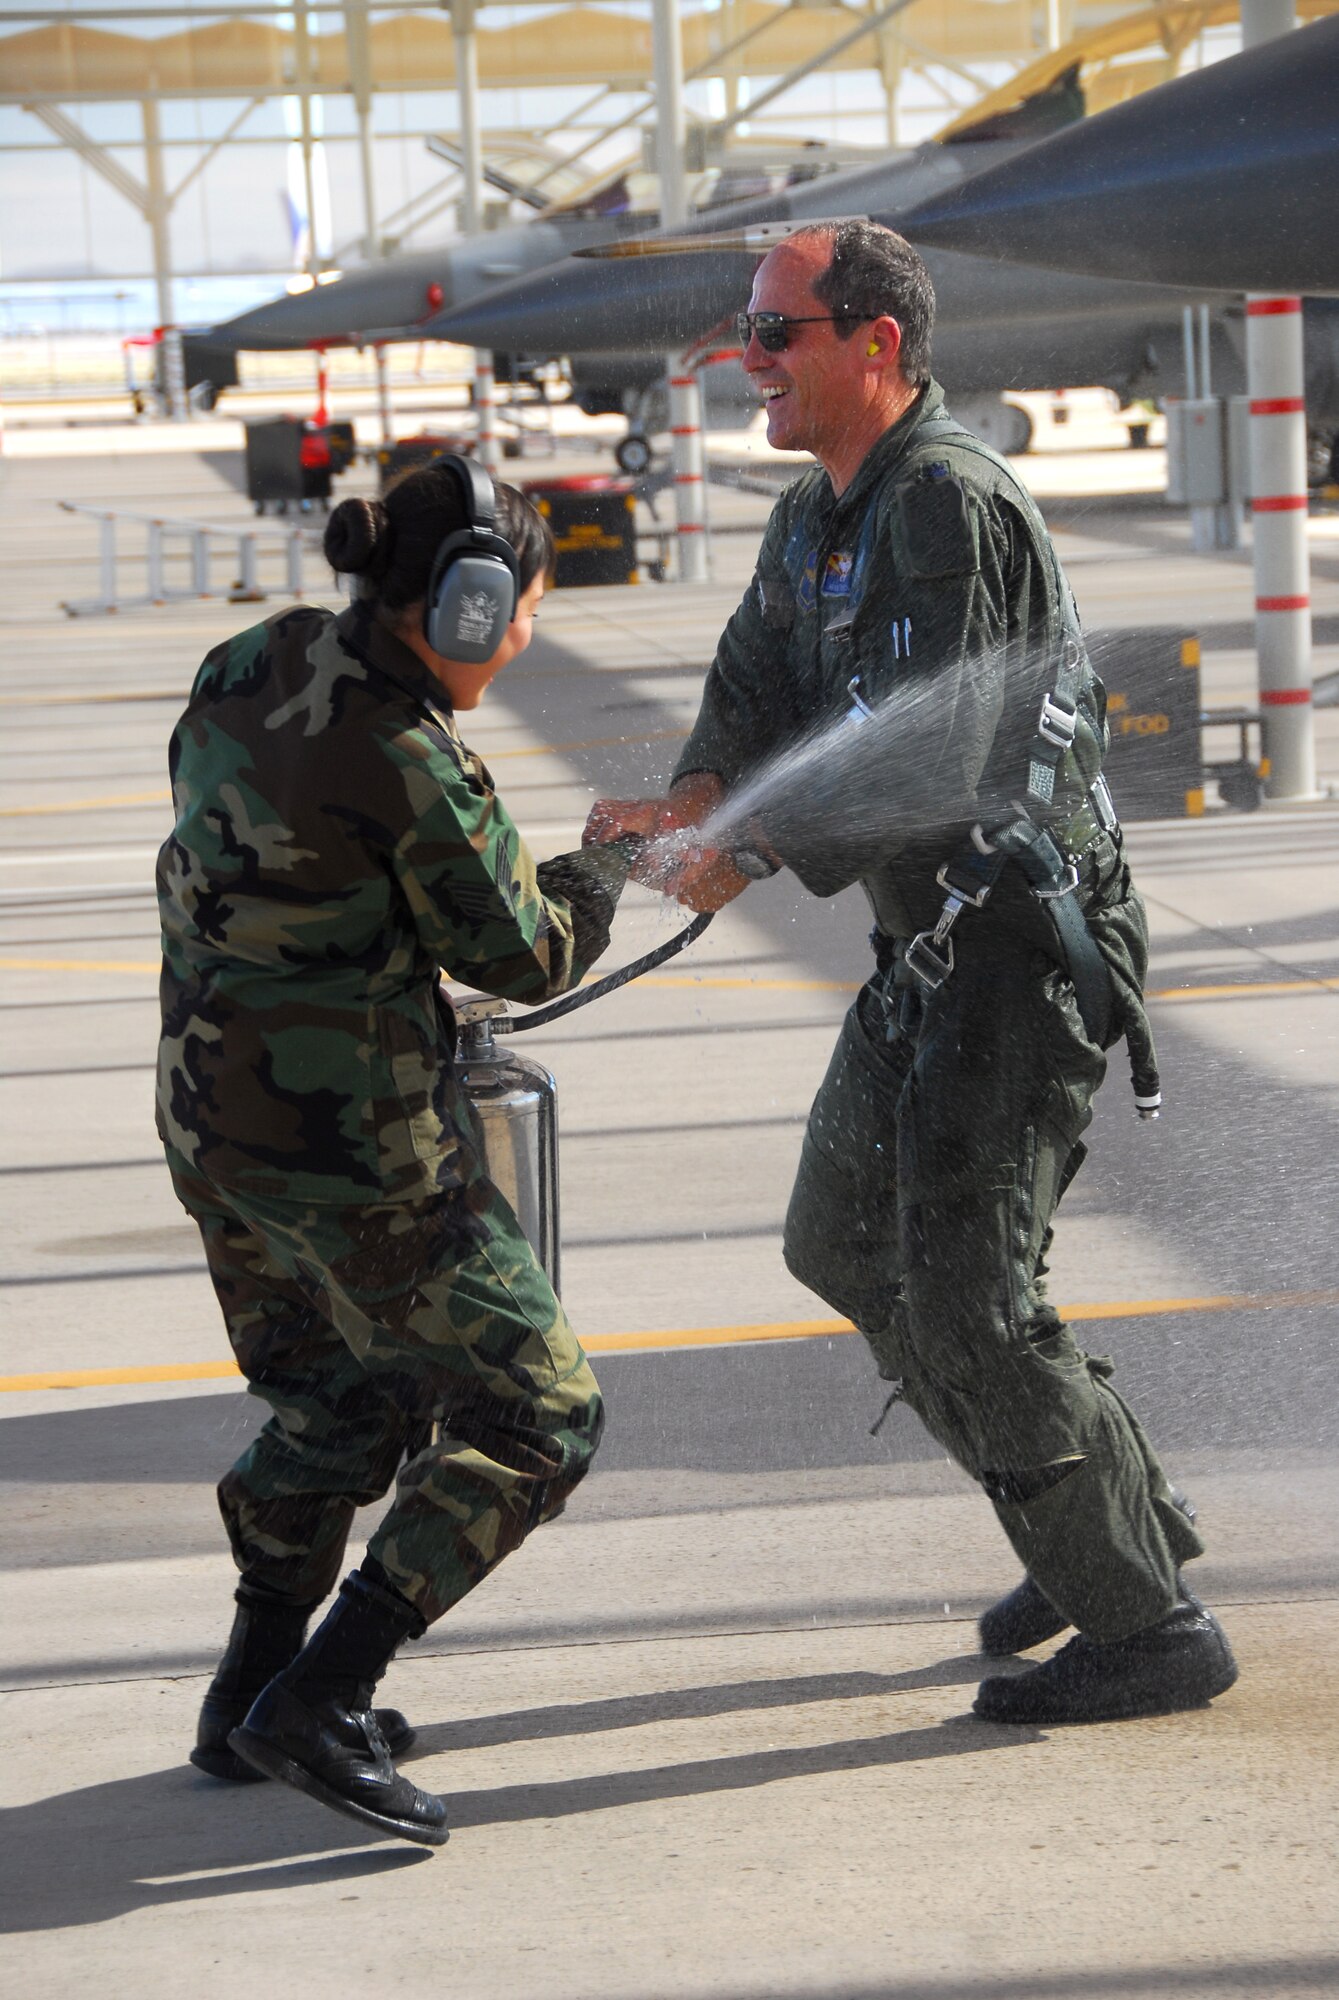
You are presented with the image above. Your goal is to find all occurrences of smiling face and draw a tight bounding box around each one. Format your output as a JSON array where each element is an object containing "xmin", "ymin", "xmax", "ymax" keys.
[{"xmin": 742, "ymin": 234, "xmax": 917, "ymax": 494}]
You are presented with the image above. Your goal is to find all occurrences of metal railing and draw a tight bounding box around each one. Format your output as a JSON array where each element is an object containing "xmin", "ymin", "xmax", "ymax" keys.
[{"xmin": 58, "ymin": 501, "xmax": 325, "ymax": 617}]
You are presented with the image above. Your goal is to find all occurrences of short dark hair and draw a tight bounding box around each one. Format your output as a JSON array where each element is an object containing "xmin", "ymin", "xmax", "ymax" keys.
[
  {"xmin": 324, "ymin": 460, "xmax": 555, "ymax": 615},
  {"xmin": 793, "ymin": 221, "xmax": 935, "ymax": 387}
]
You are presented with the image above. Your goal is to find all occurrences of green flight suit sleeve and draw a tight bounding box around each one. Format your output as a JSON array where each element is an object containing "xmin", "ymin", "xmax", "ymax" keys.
[{"xmin": 380, "ymin": 726, "xmax": 627, "ymax": 1003}]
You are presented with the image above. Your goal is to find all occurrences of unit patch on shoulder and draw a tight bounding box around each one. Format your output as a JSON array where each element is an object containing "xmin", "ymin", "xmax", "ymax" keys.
[{"xmin": 897, "ymin": 473, "xmax": 979, "ymax": 580}]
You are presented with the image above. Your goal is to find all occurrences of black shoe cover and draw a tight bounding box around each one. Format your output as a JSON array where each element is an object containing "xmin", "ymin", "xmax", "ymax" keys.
[
  {"xmin": 192, "ymin": 1697, "xmax": 415, "ymax": 1783},
  {"xmin": 977, "ymin": 1487, "xmax": 1200, "ymax": 1659},
  {"xmin": 977, "ymin": 1575, "xmax": 1067, "ymax": 1658},
  {"xmin": 973, "ymin": 1590, "xmax": 1238, "ymax": 1726},
  {"xmin": 228, "ymin": 1681, "xmax": 448, "ymax": 1846}
]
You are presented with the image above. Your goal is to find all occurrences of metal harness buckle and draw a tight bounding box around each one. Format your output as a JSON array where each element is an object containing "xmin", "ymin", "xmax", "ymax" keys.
[
  {"xmin": 1037, "ymin": 690, "xmax": 1078, "ymax": 750},
  {"xmin": 1033, "ymin": 863, "xmax": 1080, "ymax": 901},
  {"xmin": 904, "ymin": 926, "xmax": 955, "ymax": 992},
  {"xmin": 1089, "ymin": 773, "xmax": 1119, "ymax": 833},
  {"xmin": 934, "ymin": 858, "xmax": 994, "ymax": 909}
]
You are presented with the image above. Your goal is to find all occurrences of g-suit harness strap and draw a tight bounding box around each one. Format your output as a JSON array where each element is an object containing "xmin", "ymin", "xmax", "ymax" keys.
[{"xmin": 894, "ymin": 421, "xmax": 1156, "ymax": 1103}]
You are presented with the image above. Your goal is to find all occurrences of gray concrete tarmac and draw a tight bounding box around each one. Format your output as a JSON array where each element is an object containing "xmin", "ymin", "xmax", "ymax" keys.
[{"xmin": 2, "ymin": 420, "xmax": 1337, "ymax": 1996}]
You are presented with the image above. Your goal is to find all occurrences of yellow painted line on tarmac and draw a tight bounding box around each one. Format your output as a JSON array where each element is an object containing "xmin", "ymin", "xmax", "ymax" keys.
[
  {"xmin": 596, "ymin": 972, "xmax": 859, "ymax": 993},
  {"xmin": 4, "ymin": 1289, "xmax": 1336, "ymax": 1392},
  {"xmin": 0, "ymin": 788, "xmax": 171, "ymax": 819},
  {"xmin": 0, "ymin": 957, "xmax": 159, "ymax": 974},
  {"xmin": 0, "ymin": 956, "xmax": 1336, "ymax": 1004},
  {"xmin": 0, "ymin": 1360, "xmax": 242, "ymax": 1392},
  {"xmin": 1148, "ymin": 977, "xmax": 1339, "ymax": 1001}
]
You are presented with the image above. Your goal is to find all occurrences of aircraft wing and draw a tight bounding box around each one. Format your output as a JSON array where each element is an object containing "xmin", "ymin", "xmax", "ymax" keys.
[{"xmin": 898, "ymin": 16, "xmax": 1339, "ymax": 297}]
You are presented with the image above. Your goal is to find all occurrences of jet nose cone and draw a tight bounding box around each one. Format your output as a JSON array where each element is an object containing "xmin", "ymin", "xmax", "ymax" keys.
[
  {"xmin": 212, "ymin": 268, "xmax": 456, "ymax": 350},
  {"xmin": 425, "ymin": 248, "xmax": 760, "ymax": 356}
]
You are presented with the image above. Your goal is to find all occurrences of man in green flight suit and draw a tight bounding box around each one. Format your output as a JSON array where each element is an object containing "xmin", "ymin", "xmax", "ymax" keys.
[{"xmin": 588, "ymin": 221, "xmax": 1237, "ymax": 1725}]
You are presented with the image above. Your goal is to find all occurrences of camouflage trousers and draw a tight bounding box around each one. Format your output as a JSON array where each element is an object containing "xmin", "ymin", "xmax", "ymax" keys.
[
  {"xmin": 782, "ymin": 932, "xmax": 1205, "ymax": 1644},
  {"xmin": 166, "ymin": 1146, "xmax": 604, "ymax": 1625}
]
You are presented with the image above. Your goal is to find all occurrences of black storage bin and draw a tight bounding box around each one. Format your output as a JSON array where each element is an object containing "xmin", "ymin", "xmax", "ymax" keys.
[
  {"xmin": 245, "ymin": 417, "xmax": 333, "ymax": 514},
  {"xmin": 523, "ymin": 476, "xmax": 639, "ymax": 588}
]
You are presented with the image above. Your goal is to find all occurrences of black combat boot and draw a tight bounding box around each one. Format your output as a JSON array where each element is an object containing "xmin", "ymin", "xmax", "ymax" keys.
[
  {"xmin": 973, "ymin": 1587, "xmax": 1238, "ymax": 1725},
  {"xmin": 977, "ymin": 1487, "xmax": 1199, "ymax": 1657},
  {"xmin": 228, "ymin": 1568, "xmax": 448, "ymax": 1847},
  {"xmin": 192, "ymin": 1579, "xmax": 415, "ymax": 1783}
]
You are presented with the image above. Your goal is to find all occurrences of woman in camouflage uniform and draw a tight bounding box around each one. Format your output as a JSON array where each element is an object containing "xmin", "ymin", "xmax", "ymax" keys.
[{"xmin": 157, "ymin": 461, "xmax": 629, "ymax": 1846}]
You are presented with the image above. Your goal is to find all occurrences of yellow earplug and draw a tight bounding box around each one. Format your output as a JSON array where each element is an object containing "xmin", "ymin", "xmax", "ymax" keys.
[{"xmin": 867, "ymin": 341, "xmax": 880, "ymax": 357}]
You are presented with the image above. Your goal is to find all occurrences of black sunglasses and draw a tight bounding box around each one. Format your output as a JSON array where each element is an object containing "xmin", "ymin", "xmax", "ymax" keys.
[{"xmin": 736, "ymin": 310, "xmax": 858, "ymax": 354}]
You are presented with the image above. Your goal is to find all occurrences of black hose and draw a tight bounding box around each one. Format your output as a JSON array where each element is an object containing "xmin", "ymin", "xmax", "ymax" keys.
[{"xmin": 510, "ymin": 910, "xmax": 715, "ymax": 1032}]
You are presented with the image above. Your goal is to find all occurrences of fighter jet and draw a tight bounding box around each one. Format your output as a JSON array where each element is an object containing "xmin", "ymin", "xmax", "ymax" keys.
[
  {"xmin": 211, "ymin": 209, "xmax": 646, "ymax": 353},
  {"xmin": 420, "ymin": 61, "xmax": 1339, "ymax": 459},
  {"xmin": 417, "ymin": 77, "xmax": 1093, "ymax": 358},
  {"xmin": 898, "ymin": 15, "xmax": 1339, "ymax": 296},
  {"xmin": 207, "ymin": 141, "xmax": 882, "ymax": 354}
]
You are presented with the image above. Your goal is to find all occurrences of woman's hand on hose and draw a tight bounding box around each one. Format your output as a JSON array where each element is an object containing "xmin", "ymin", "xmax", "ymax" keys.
[{"xmin": 583, "ymin": 779, "xmax": 751, "ymax": 912}]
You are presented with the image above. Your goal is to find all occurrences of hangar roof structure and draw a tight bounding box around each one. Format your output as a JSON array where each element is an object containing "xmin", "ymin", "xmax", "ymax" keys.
[{"xmin": 3, "ymin": 0, "xmax": 1336, "ymax": 327}]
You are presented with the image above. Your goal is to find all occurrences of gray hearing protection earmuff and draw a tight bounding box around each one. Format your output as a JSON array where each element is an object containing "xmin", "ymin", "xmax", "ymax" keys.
[{"xmin": 423, "ymin": 454, "xmax": 520, "ymax": 665}]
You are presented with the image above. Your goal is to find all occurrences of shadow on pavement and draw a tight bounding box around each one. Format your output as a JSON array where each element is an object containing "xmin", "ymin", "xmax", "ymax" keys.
[
  {"xmin": 689, "ymin": 1962, "xmax": 1339, "ymax": 1999},
  {"xmin": 432, "ymin": 1711, "xmax": 1038, "ymax": 1834},
  {"xmin": 3, "ymin": 1675, "xmax": 1019, "ymax": 1933},
  {"xmin": 1, "ymin": 1765, "xmax": 429, "ymax": 1934},
  {"xmin": 401, "ymin": 1658, "xmax": 988, "ymax": 1759}
]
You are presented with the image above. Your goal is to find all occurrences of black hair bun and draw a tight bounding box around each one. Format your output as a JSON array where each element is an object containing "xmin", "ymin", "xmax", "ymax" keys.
[{"xmin": 324, "ymin": 496, "xmax": 392, "ymax": 577}]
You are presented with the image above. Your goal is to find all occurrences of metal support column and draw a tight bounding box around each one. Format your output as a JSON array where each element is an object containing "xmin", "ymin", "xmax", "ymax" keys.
[
  {"xmin": 140, "ymin": 100, "xmax": 175, "ymax": 337},
  {"xmin": 652, "ymin": 0, "xmax": 707, "ymax": 578},
  {"xmin": 141, "ymin": 99, "xmax": 187, "ymax": 421},
  {"xmin": 448, "ymin": 0, "xmax": 499, "ymax": 471},
  {"xmin": 344, "ymin": 0, "xmax": 378, "ymax": 263},
  {"xmin": 293, "ymin": 0, "xmax": 321, "ymax": 275},
  {"xmin": 875, "ymin": 15, "xmax": 903, "ymax": 148},
  {"xmin": 374, "ymin": 342, "xmax": 393, "ymax": 445},
  {"xmin": 1241, "ymin": 0, "xmax": 1314, "ymax": 798}
]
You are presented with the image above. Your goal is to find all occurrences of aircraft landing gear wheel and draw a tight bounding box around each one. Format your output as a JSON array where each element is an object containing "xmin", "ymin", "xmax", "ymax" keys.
[{"xmin": 616, "ymin": 433, "xmax": 653, "ymax": 475}]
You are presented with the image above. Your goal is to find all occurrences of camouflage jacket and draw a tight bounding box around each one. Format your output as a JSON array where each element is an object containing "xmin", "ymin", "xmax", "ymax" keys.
[
  {"xmin": 157, "ymin": 601, "xmax": 624, "ymax": 1206},
  {"xmin": 676, "ymin": 379, "xmax": 1111, "ymax": 948}
]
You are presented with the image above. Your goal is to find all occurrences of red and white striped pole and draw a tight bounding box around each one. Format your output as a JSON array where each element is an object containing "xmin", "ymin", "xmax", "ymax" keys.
[
  {"xmin": 1247, "ymin": 295, "xmax": 1315, "ymax": 799},
  {"xmin": 669, "ymin": 365, "xmax": 708, "ymax": 583}
]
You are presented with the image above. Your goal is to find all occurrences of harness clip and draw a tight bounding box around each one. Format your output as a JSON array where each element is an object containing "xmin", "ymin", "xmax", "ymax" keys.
[
  {"xmin": 1089, "ymin": 773, "xmax": 1120, "ymax": 833},
  {"xmin": 935, "ymin": 859, "xmax": 994, "ymax": 909},
  {"xmin": 1032, "ymin": 863, "xmax": 1080, "ymax": 902},
  {"xmin": 1037, "ymin": 691, "xmax": 1078, "ymax": 750},
  {"xmin": 904, "ymin": 928, "xmax": 955, "ymax": 993}
]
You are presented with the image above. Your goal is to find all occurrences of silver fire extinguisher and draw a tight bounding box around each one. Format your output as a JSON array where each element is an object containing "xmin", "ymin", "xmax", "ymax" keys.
[
  {"xmin": 452, "ymin": 905, "xmax": 714, "ymax": 1298},
  {"xmin": 455, "ymin": 995, "xmax": 561, "ymax": 1293}
]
